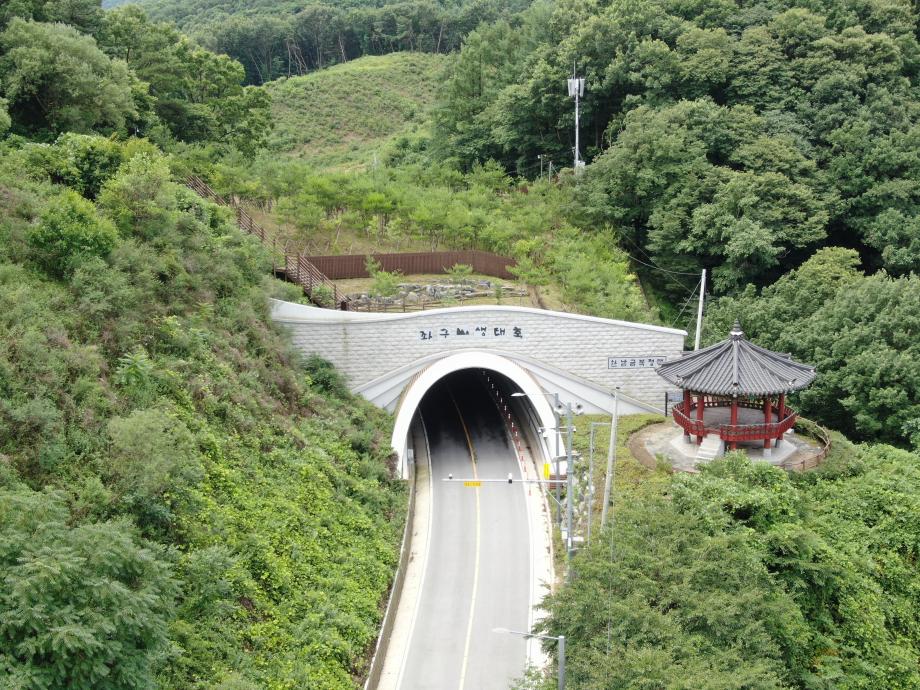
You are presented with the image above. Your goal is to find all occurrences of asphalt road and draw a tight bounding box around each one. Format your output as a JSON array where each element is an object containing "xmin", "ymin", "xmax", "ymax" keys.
[{"xmin": 398, "ymin": 371, "xmax": 531, "ymax": 690}]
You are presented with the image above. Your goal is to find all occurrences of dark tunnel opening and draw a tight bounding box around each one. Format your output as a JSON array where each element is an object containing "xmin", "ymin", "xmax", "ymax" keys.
[{"xmin": 414, "ymin": 369, "xmax": 541, "ymax": 478}]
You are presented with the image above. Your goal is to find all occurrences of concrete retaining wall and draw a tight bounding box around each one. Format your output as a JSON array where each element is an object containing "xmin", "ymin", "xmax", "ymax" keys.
[{"xmin": 272, "ymin": 301, "xmax": 686, "ymax": 411}]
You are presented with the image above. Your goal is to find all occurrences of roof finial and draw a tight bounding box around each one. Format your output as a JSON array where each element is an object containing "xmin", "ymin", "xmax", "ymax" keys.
[{"xmin": 730, "ymin": 320, "xmax": 744, "ymax": 339}]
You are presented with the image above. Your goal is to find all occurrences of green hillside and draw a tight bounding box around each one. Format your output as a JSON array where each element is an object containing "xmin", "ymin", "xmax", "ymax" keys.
[
  {"xmin": 101, "ymin": 0, "xmax": 529, "ymax": 85},
  {"xmin": 0, "ymin": 137, "xmax": 405, "ymax": 689},
  {"xmin": 266, "ymin": 52, "xmax": 447, "ymax": 168}
]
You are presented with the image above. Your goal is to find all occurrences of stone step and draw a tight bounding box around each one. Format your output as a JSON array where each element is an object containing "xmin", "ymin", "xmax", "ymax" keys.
[{"xmin": 695, "ymin": 435, "xmax": 724, "ymax": 461}]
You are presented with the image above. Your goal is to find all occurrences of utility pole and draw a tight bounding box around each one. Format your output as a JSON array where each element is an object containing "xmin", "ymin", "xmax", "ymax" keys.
[
  {"xmin": 694, "ymin": 268, "xmax": 706, "ymax": 350},
  {"xmin": 565, "ymin": 402, "xmax": 575, "ymax": 571},
  {"xmin": 553, "ymin": 393, "xmax": 561, "ymax": 526},
  {"xmin": 586, "ymin": 420, "xmax": 609, "ymax": 544},
  {"xmin": 567, "ymin": 62, "xmax": 585, "ymax": 174},
  {"xmin": 600, "ymin": 388, "xmax": 619, "ymax": 529}
]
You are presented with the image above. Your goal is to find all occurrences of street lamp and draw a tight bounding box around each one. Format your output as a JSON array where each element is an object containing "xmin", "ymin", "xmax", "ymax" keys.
[
  {"xmin": 493, "ymin": 628, "xmax": 566, "ymax": 690},
  {"xmin": 511, "ymin": 391, "xmax": 582, "ymax": 572}
]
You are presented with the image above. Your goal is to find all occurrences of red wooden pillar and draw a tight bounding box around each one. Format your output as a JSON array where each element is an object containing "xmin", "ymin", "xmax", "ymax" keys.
[
  {"xmin": 729, "ymin": 396, "xmax": 739, "ymax": 450},
  {"xmin": 777, "ymin": 394, "xmax": 786, "ymax": 445},
  {"xmin": 763, "ymin": 396, "xmax": 772, "ymax": 449},
  {"xmin": 683, "ymin": 390, "xmax": 692, "ymax": 415},
  {"xmin": 695, "ymin": 392, "xmax": 705, "ymax": 444}
]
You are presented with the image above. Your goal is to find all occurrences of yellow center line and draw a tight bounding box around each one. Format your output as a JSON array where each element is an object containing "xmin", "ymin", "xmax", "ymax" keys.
[{"xmin": 449, "ymin": 389, "xmax": 480, "ymax": 690}]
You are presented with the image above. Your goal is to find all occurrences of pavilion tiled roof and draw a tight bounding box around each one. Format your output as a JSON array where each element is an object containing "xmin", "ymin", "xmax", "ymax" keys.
[{"xmin": 656, "ymin": 321, "xmax": 816, "ymax": 396}]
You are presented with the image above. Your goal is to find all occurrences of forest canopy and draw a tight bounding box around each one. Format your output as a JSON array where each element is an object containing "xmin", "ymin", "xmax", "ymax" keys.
[{"xmin": 433, "ymin": 0, "xmax": 920, "ymax": 297}]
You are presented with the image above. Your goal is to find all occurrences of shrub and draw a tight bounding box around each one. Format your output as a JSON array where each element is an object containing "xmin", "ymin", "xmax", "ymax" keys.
[
  {"xmin": 0, "ymin": 487, "xmax": 175, "ymax": 689},
  {"xmin": 106, "ymin": 408, "xmax": 203, "ymax": 535},
  {"xmin": 28, "ymin": 189, "xmax": 117, "ymax": 277},
  {"xmin": 46, "ymin": 134, "xmax": 124, "ymax": 199}
]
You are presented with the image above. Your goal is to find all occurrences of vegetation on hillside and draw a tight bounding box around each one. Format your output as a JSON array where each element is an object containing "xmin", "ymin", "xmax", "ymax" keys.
[
  {"xmin": 0, "ymin": 136, "xmax": 405, "ymax": 689},
  {"xmin": 266, "ymin": 52, "xmax": 447, "ymax": 169},
  {"xmin": 539, "ymin": 440, "xmax": 920, "ymax": 689},
  {"xmin": 117, "ymin": 0, "xmax": 532, "ymax": 85},
  {"xmin": 0, "ymin": 3, "xmax": 271, "ymax": 152},
  {"xmin": 434, "ymin": 0, "xmax": 920, "ymax": 299},
  {"xmin": 206, "ymin": 155, "xmax": 656, "ymax": 323}
]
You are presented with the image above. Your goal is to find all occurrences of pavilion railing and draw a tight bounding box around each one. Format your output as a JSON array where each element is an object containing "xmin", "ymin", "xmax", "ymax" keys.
[
  {"xmin": 719, "ymin": 412, "xmax": 797, "ymax": 443},
  {"xmin": 672, "ymin": 403, "xmax": 797, "ymax": 442}
]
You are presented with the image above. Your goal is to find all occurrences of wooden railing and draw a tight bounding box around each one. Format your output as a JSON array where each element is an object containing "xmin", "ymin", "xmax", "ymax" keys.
[
  {"xmin": 672, "ymin": 403, "xmax": 798, "ymax": 442},
  {"xmin": 185, "ymin": 176, "xmax": 341, "ymax": 307},
  {"xmin": 786, "ymin": 417, "xmax": 833, "ymax": 470}
]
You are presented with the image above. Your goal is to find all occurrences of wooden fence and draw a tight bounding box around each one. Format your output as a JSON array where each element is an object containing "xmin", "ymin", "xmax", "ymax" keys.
[
  {"xmin": 307, "ymin": 250, "xmax": 518, "ymax": 280},
  {"xmin": 783, "ymin": 417, "xmax": 832, "ymax": 471},
  {"xmin": 185, "ymin": 176, "xmax": 342, "ymax": 306}
]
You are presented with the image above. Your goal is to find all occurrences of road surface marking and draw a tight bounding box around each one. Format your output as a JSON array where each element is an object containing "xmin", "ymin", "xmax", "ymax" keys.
[
  {"xmin": 394, "ymin": 413, "xmax": 434, "ymax": 690},
  {"xmin": 449, "ymin": 389, "xmax": 480, "ymax": 690}
]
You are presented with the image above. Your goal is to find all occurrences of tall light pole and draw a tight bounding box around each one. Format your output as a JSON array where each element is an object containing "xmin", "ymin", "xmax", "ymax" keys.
[
  {"xmin": 694, "ymin": 268, "xmax": 706, "ymax": 350},
  {"xmin": 600, "ymin": 387, "xmax": 620, "ymax": 529},
  {"xmin": 493, "ymin": 628, "xmax": 566, "ymax": 690},
  {"xmin": 567, "ymin": 63, "xmax": 585, "ymax": 173}
]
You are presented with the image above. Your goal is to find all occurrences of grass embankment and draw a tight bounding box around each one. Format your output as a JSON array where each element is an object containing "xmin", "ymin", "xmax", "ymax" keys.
[
  {"xmin": 0, "ymin": 138, "xmax": 405, "ymax": 689},
  {"xmin": 537, "ymin": 410, "xmax": 920, "ymax": 689},
  {"xmin": 266, "ymin": 53, "xmax": 447, "ymax": 170}
]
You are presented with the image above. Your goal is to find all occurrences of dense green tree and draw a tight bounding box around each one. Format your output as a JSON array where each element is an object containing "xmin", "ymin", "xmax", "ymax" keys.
[
  {"xmin": 707, "ymin": 248, "xmax": 920, "ymax": 445},
  {"xmin": 0, "ymin": 0, "xmax": 103, "ymax": 34},
  {"xmin": 434, "ymin": 0, "xmax": 920, "ymax": 293},
  {"xmin": 97, "ymin": 6, "xmax": 272, "ymax": 149},
  {"xmin": 543, "ymin": 447, "xmax": 920, "ymax": 689},
  {"xmin": 28, "ymin": 189, "xmax": 118, "ymax": 277},
  {"xmin": 0, "ymin": 19, "xmax": 136, "ymax": 135},
  {"xmin": 0, "ymin": 487, "xmax": 175, "ymax": 690}
]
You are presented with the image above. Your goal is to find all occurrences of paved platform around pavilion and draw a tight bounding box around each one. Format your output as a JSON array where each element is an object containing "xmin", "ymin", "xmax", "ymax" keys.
[{"xmin": 633, "ymin": 421, "xmax": 824, "ymax": 473}]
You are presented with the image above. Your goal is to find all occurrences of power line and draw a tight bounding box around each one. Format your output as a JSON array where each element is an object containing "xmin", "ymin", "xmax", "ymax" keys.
[
  {"xmin": 670, "ymin": 275, "xmax": 701, "ymax": 329},
  {"xmin": 623, "ymin": 252, "xmax": 700, "ymax": 277}
]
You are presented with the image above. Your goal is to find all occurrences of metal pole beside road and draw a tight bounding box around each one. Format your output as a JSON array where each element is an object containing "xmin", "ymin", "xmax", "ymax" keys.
[
  {"xmin": 565, "ymin": 403, "xmax": 575, "ymax": 570},
  {"xmin": 601, "ymin": 388, "xmax": 619, "ymax": 530},
  {"xmin": 558, "ymin": 635, "xmax": 566, "ymax": 690},
  {"xmin": 492, "ymin": 628, "xmax": 566, "ymax": 690}
]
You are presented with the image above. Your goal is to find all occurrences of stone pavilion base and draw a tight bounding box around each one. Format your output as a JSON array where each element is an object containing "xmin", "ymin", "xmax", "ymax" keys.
[{"xmin": 633, "ymin": 422, "xmax": 824, "ymax": 473}]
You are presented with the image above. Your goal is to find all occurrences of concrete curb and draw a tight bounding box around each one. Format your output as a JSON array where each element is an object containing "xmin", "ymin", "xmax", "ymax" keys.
[{"xmin": 363, "ymin": 425, "xmax": 419, "ymax": 690}]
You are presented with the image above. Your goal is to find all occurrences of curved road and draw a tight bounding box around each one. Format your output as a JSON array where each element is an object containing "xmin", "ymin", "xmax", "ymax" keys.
[{"xmin": 398, "ymin": 372, "xmax": 532, "ymax": 689}]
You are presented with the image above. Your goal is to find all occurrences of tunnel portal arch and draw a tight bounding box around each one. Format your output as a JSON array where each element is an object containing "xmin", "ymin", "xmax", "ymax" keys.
[{"xmin": 392, "ymin": 351, "xmax": 558, "ymax": 478}]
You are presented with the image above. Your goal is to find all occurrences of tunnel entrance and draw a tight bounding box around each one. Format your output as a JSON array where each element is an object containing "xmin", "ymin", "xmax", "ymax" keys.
[
  {"xmin": 391, "ymin": 352, "xmax": 558, "ymax": 478},
  {"xmin": 416, "ymin": 370, "xmax": 536, "ymax": 478}
]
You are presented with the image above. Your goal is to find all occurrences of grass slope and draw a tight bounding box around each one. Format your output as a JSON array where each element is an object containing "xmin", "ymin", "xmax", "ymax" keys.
[
  {"xmin": 0, "ymin": 138, "xmax": 405, "ymax": 689},
  {"xmin": 266, "ymin": 52, "xmax": 447, "ymax": 169}
]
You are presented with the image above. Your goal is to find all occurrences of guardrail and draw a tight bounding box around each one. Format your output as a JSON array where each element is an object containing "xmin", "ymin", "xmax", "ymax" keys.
[{"xmin": 185, "ymin": 175, "xmax": 341, "ymax": 306}]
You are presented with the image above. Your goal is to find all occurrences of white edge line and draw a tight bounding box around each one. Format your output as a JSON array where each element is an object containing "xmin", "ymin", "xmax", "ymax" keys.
[{"xmin": 394, "ymin": 412, "xmax": 434, "ymax": 690}]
